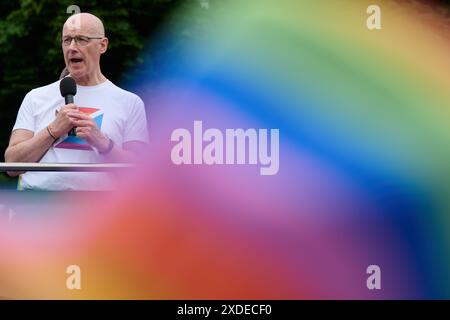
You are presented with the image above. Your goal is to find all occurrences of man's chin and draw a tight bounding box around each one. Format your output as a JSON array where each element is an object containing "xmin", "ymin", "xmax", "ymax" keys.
[{"xmin": 67, "ymin": 69, "xmax": 85, "ymax": 81}]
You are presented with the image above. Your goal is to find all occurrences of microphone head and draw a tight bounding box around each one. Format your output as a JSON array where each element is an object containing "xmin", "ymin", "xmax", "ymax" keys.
[{"xmin": 60, "ymin": 76, "xmax": 77, "ymax": 98}]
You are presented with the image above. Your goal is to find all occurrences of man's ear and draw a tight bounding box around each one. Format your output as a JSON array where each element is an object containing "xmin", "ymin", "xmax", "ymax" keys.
[{"xmin": 100, "ymin": 37, "xmax": 108, "ymax": 54}]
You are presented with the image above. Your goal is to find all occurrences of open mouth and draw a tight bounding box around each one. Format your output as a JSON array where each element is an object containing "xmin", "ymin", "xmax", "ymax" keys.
[{"xmin": 69, "ymin": 58, "xmax": 84, "ymax": 65}]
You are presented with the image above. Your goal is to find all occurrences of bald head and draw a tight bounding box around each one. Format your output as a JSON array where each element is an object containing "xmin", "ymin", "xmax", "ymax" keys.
[
  {"xmin": 63, "ymin": 13, "xmax": 105, "ymax": 37},
  {"xmin": 62, "ymin": 12, "xmax": 108, "ymax": 85}
]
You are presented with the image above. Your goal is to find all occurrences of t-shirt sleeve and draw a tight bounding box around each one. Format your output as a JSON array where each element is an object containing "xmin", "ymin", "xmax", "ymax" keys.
[
  {"xmin": 12, "ymin": 91, "xmax": 35, "ymax": 132},
  {"xmin": 123, "ymin": 96, "xmax": 149, "ymax": 144}
]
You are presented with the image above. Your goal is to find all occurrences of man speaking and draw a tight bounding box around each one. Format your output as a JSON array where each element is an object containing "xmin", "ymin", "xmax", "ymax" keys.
[{"xmin": 4, "ymin": 13, "xmax": 149, "ymax": 190}]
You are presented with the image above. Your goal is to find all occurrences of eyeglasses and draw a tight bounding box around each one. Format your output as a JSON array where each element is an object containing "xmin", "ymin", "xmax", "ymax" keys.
[{"xmin": 62, "ymin": 35, "xmax": 104, "ymax": 47}]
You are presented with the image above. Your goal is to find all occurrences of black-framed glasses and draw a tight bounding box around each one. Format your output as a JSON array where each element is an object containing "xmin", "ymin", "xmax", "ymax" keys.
[{"xmin": 62, "ymin": 35, "xmax": 104, "ymax": 47}]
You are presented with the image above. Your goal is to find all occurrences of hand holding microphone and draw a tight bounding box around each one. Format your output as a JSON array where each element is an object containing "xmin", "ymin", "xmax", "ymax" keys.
[
  {"xmin": 49, "ymin": 103, "xmax": 79, "ymax": 139},
  {"xmin": 56, "ymin": 76, "xmax": 78, "ymax": 137},
  {"xmin": 52, "ymin": 76, "xmax": 112, "ymax": 153},
  {"xmin": 48, "ymin": 76, "xmax": 78, "ymax": 139}
]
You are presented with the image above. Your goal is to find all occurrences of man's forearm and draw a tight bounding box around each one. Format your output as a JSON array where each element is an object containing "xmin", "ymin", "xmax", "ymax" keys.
[{"xmin": 5, "ymin": 128, "xmax": 55, "ymax": 163}]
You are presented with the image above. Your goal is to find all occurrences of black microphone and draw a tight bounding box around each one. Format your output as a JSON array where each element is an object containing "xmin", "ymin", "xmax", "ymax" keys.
[
  {"xmin": 59, "ymin": 76, "xmax": 77, "ymax": 136},
  {"xmin": 60, "ymin": 76, "xmax": 77, "ymax": 104}
]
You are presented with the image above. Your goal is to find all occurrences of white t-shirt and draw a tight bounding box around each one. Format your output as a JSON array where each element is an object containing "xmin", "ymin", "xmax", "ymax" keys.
[{"xmin": 12, "ymin": 79, "xmax": 149, "ymax": 190}]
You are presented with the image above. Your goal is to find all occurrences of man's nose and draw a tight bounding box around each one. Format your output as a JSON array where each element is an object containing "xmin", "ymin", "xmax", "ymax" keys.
[
  {"xmin": 68, "ymin": 39, "xmax": 78, "ymax": 50},
  {"xmin": 67, "ymin": 43, "xmax": 80, "ymax": 56}
]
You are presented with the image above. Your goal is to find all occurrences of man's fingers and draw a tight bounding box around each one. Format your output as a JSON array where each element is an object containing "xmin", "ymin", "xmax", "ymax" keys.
[
  {"xmin": 75, "ymin": 127, "xmax": 91, "ymax": 139},
  {"xmin": 67, "ymin": 112, "xmax": 90, "ymax": 120},
  {"xmin": 75, "ymin": 128, "xmax": 86, "ymax": 136},
  {"xmin": 65, "ymin": 103, "xmax": 79, "ymax": 110},
  {"xmin": 71, "ymin": 119, "xmax": 94, "ymax": 127}
]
